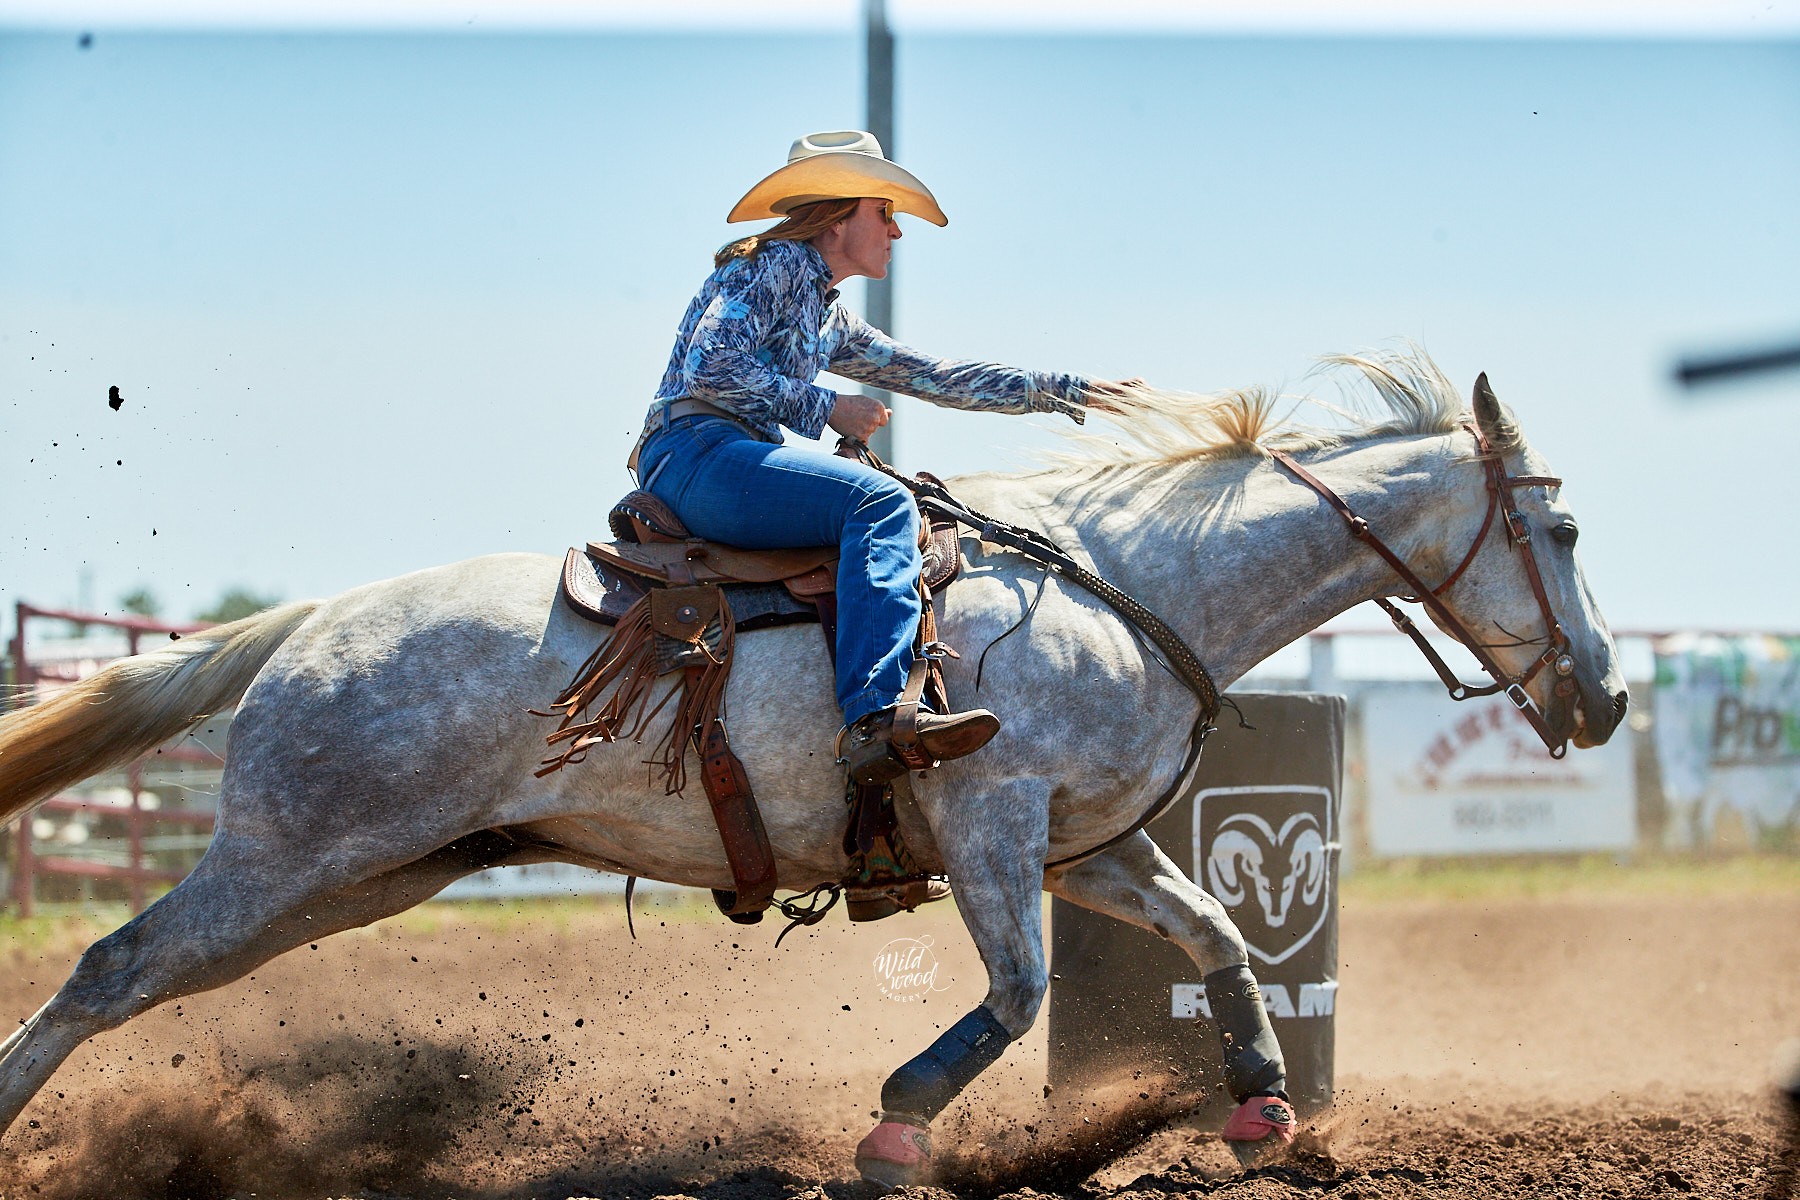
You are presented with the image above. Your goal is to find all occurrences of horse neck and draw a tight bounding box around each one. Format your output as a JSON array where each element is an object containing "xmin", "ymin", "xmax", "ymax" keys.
[{"xmin": 1052, "ymin": 433, "xmax": 1479, "ymax": 687}]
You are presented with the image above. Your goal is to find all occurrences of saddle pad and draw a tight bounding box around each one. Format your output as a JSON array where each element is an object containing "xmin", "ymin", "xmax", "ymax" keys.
[
  {"xmin": 589, "ymin": 539, "xmax": 839, "ymax": 586},
  {"xmin": 560, "ymin": 548, "xmax": 819, "ymax": 632}
]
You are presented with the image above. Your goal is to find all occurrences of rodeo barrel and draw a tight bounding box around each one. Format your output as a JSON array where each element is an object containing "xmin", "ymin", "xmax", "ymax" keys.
[{"xmin": 1048, "ymin": 692, "xmax": 1344, "ymax": 1119}]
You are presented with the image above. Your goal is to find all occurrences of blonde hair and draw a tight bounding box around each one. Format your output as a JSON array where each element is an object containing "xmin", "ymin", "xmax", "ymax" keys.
[{"xmin": 714, "ymin": 197, "xmax": 864, "ymax": 268}]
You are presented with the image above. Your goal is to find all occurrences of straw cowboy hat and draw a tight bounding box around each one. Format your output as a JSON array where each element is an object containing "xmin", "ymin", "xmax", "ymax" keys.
[{"xmin": 727, "ymin": 130, "xmax": 948, "ymax": 227}]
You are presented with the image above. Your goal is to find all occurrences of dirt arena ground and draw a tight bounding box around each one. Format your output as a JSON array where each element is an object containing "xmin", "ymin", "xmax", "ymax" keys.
[{"xmin": 1, "ymin": 877, "xmax": 1796, "ymax": 1200}]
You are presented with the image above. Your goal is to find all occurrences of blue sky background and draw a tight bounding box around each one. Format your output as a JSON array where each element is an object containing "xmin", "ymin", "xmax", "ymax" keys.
[{"xmin": 2, "ymin": 21, "xmax": 1797, "ymax": 637}]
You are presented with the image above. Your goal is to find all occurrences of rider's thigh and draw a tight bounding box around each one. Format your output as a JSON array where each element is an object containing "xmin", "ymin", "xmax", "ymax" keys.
[{"xmin": 665, "ymin": 435, "xmax": 905, "ymax": 550}]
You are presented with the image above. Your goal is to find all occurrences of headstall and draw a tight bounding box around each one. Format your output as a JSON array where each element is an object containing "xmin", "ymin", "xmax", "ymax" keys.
[{"xmin": 1268, "ymin": 424, "xmax": 1578, "ymax": 759}]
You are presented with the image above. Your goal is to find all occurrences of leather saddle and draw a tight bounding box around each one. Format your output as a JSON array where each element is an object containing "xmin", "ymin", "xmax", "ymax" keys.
[
  {"xmin": 560, "ymin": 487, "xmax": 960, "ymax": 629},
  {"xmin": 542, "ymin": 482, "xmax": 962, "ymax": 928}
]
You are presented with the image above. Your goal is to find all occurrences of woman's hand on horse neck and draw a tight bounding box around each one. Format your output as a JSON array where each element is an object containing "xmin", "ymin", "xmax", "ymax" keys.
[{"xmin": 828, "ymin": 391, "xmax": 892, "ymax": 442}]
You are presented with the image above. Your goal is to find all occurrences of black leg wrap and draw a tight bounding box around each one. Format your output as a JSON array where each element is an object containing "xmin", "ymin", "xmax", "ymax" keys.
[
  {"xmin": 1204, "ymin": 963, "xmax": 1288, "ymax": 1103},
  {"xmin": 880, "ymin": 1005, "xmax": 1012, "ymax": 1121}
]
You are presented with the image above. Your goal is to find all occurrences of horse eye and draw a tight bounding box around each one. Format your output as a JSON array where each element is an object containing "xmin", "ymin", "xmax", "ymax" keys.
[{"xmin": 1551, "ymin": 522, "xmax": 1578, "ymax": 547}]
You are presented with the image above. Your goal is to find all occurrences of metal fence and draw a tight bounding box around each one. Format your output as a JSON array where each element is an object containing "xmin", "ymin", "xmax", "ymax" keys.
[{"xmin": 5, "ymin": 603, "xmax": 221, "ymax": 916}]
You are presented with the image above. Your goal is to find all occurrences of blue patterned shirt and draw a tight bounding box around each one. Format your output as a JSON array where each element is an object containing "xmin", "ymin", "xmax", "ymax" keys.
[{"xmin": 648, "ymin": 239, "xmax": 1093, "ymax": 442}]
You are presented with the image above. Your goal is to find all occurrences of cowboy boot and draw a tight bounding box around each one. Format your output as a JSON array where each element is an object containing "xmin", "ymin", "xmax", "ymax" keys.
[
  {"xmin": 845, "ymin": 877, "xmax": 953, "ymax": 922},
  {"xmin": 841, "ymin": 706, "xmax": 1000, "ymax": 785}
]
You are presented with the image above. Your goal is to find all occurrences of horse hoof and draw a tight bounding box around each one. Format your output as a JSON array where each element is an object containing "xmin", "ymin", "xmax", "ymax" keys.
[
  {"xmin": 855, "ymin": 1117, "xmax": 932, "ymax": 1189},
  {"xmin": 1222, "ymin": 1095, "xmax": 1296, "ymax": 1168}
]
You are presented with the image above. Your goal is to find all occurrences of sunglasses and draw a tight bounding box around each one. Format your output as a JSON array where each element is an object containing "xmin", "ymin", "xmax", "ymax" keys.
[{"xmin": 877, "ymin": 199, "xmax": 897, "ymax": 224}]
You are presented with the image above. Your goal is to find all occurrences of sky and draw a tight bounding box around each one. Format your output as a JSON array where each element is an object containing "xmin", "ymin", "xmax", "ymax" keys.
[{"xmin": 2, "ymin": 2, "xmax": 1798, "ymax": 646}]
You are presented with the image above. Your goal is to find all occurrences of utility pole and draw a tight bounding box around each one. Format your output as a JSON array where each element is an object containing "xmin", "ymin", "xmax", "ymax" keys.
[{"xmin": 864, "ymin": 0, "xmax": 896, "ymax": 460}]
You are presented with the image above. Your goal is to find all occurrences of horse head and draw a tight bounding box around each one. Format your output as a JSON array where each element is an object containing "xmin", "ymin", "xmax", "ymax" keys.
[{"xmin": 1429, "ymin": 374, "xmax": 1630, "ymax": 749}]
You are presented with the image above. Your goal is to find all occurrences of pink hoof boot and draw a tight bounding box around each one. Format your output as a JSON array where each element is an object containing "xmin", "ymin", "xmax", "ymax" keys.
[
  {"xmin": 1222, "ymin": 1095, "xmax": 1297, "ymax": 1168},
  {"xmin": 855, "ymin": 1115, "xmax": 932, "ymax": 1190}
]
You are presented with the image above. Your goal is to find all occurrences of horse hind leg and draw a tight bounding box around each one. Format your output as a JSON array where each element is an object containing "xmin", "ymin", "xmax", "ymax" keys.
[
  {"xmin": 0, "ymin": 828, "xmax": 526, "ymax": 1141},
  {"xmin": 1048, "ymin": 830, "xmax": 1296, "ymax": 1165}
]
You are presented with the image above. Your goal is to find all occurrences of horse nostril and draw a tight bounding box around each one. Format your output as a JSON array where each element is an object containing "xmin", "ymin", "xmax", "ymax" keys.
[{"xmin": 1612, "ymin": 691, "xmax": 1629, "ymax": 719}]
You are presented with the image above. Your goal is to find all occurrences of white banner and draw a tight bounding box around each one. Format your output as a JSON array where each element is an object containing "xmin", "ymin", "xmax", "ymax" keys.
[
  {"xmin": 1361, "ymin": 683, "xmax": 1636, "ymax": 855},
  {"xmin": 1652, "ymin": 634, "xmax": 1800, "ymax": 848}
]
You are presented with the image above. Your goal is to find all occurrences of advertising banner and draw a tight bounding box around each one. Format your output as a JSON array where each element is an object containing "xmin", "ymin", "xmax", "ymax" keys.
[
  {"xmin": 1360, "ymin": 683, "xmax": 1635, "ymax": 856},
  {"xmin": 1652, "ymin": 634, "xmax": 1800, "ymax": 848}
]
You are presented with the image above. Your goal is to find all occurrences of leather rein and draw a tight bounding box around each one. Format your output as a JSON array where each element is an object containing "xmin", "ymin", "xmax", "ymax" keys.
[{"xmin": 1267, "ymin": 422, "xmax": 1578, "ymax": 759}]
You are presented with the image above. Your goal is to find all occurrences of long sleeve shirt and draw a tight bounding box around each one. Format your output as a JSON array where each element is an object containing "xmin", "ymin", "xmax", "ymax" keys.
[{"xmin": 648, "ymin": 238, "xmax": 1093, "ymax": 442}]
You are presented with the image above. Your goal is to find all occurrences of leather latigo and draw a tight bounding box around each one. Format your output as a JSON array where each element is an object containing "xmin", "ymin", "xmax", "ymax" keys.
[{"xmin": 701, "ymin": 723, "xmax": 778, "ymax": 913}]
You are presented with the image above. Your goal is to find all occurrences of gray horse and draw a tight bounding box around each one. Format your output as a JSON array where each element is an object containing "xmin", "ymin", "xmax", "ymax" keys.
[{"xmin": 0, "ymin": 352, "xmax": 1627, "ymax": 1182}]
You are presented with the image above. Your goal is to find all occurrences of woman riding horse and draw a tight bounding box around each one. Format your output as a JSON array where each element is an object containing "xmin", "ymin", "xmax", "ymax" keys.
[{"xmin": 631, "ymin": 130, "xmax": 1125, "ymax": 784}]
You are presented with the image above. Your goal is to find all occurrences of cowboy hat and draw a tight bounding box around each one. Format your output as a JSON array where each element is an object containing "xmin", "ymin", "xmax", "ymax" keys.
[{"xmin": 727, "ymin": 130, "xmax": 947, "ymax": 227}]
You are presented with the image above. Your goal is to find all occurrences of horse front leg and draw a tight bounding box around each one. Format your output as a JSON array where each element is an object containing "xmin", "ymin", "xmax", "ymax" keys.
[
  {"xmin": 854, "ymin": 778, "xmax": 1050, "ymax": 1188},
  {"xmin": 1047, "ymin": 830, "xmax": 1297, "ymax": 1165}
]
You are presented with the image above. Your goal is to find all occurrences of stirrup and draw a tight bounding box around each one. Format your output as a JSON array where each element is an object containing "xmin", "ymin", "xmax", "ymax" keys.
[
  {"xmin": 838, "ymin": 707, "xmax": 1001, "ymax": 784},
  {"xmin": 845, "ymin": 877, "xmax": 951, "ymax": 922}
]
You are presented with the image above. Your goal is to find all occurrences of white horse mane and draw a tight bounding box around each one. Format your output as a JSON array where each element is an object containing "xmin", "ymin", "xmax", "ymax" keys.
[{"xmin": 1052, "ymin": 347, "xmax": 1501, "ymax": 470}]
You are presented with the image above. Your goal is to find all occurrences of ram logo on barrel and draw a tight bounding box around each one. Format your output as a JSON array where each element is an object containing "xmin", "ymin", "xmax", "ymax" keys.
[
  {"xmin": 1194, "ymin": 785, "xmax": 1336, "ymax": 967},
  {"xmin": 1208, "ymin": 813, "xmax": 1327, "ymax": 929}
]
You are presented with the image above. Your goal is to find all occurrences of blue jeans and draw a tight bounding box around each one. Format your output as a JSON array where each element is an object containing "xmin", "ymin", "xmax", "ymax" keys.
[{"xmin": 637, "ymin": 415, "xmax": 921, "ymax": 725}]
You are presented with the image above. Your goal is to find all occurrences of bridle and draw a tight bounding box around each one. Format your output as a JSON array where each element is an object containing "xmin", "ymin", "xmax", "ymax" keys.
[{"xmin": 1268, "ymin": 422, "xmax": 1579, "ymax": 759}]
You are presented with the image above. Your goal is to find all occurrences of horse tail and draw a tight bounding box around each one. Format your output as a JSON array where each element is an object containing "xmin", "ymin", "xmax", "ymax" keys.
[{"xmin": 0, "ymin": 600, "xmax": 321, "ymax": 825}]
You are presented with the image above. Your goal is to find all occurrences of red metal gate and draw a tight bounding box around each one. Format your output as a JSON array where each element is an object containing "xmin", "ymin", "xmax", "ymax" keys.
[{"xmin": 6, "ymin": 603, "xmax": 217, "ymax": 916}]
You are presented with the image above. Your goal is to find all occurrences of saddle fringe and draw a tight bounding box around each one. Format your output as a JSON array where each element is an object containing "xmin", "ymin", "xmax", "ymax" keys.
[{"xmin": 536, "ymin": 592, "xmax": 734, "ymax": 794}]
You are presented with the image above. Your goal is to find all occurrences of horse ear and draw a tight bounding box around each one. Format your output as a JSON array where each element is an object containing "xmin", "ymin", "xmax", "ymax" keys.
[{"xmin": 1471, "ymin": 372, "xmax": 1518, "ymax": 448}]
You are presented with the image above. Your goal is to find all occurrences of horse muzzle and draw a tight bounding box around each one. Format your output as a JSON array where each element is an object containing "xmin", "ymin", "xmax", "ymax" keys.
[{"xmin": 1557, "ymin": 656, "xmax": 1627, "ymax": 749}]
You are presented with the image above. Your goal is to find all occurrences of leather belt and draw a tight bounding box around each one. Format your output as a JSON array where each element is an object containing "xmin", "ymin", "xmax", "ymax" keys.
[{"xmin": 627, "ymin": 398, "xmax": 776, "ymax": 479}]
